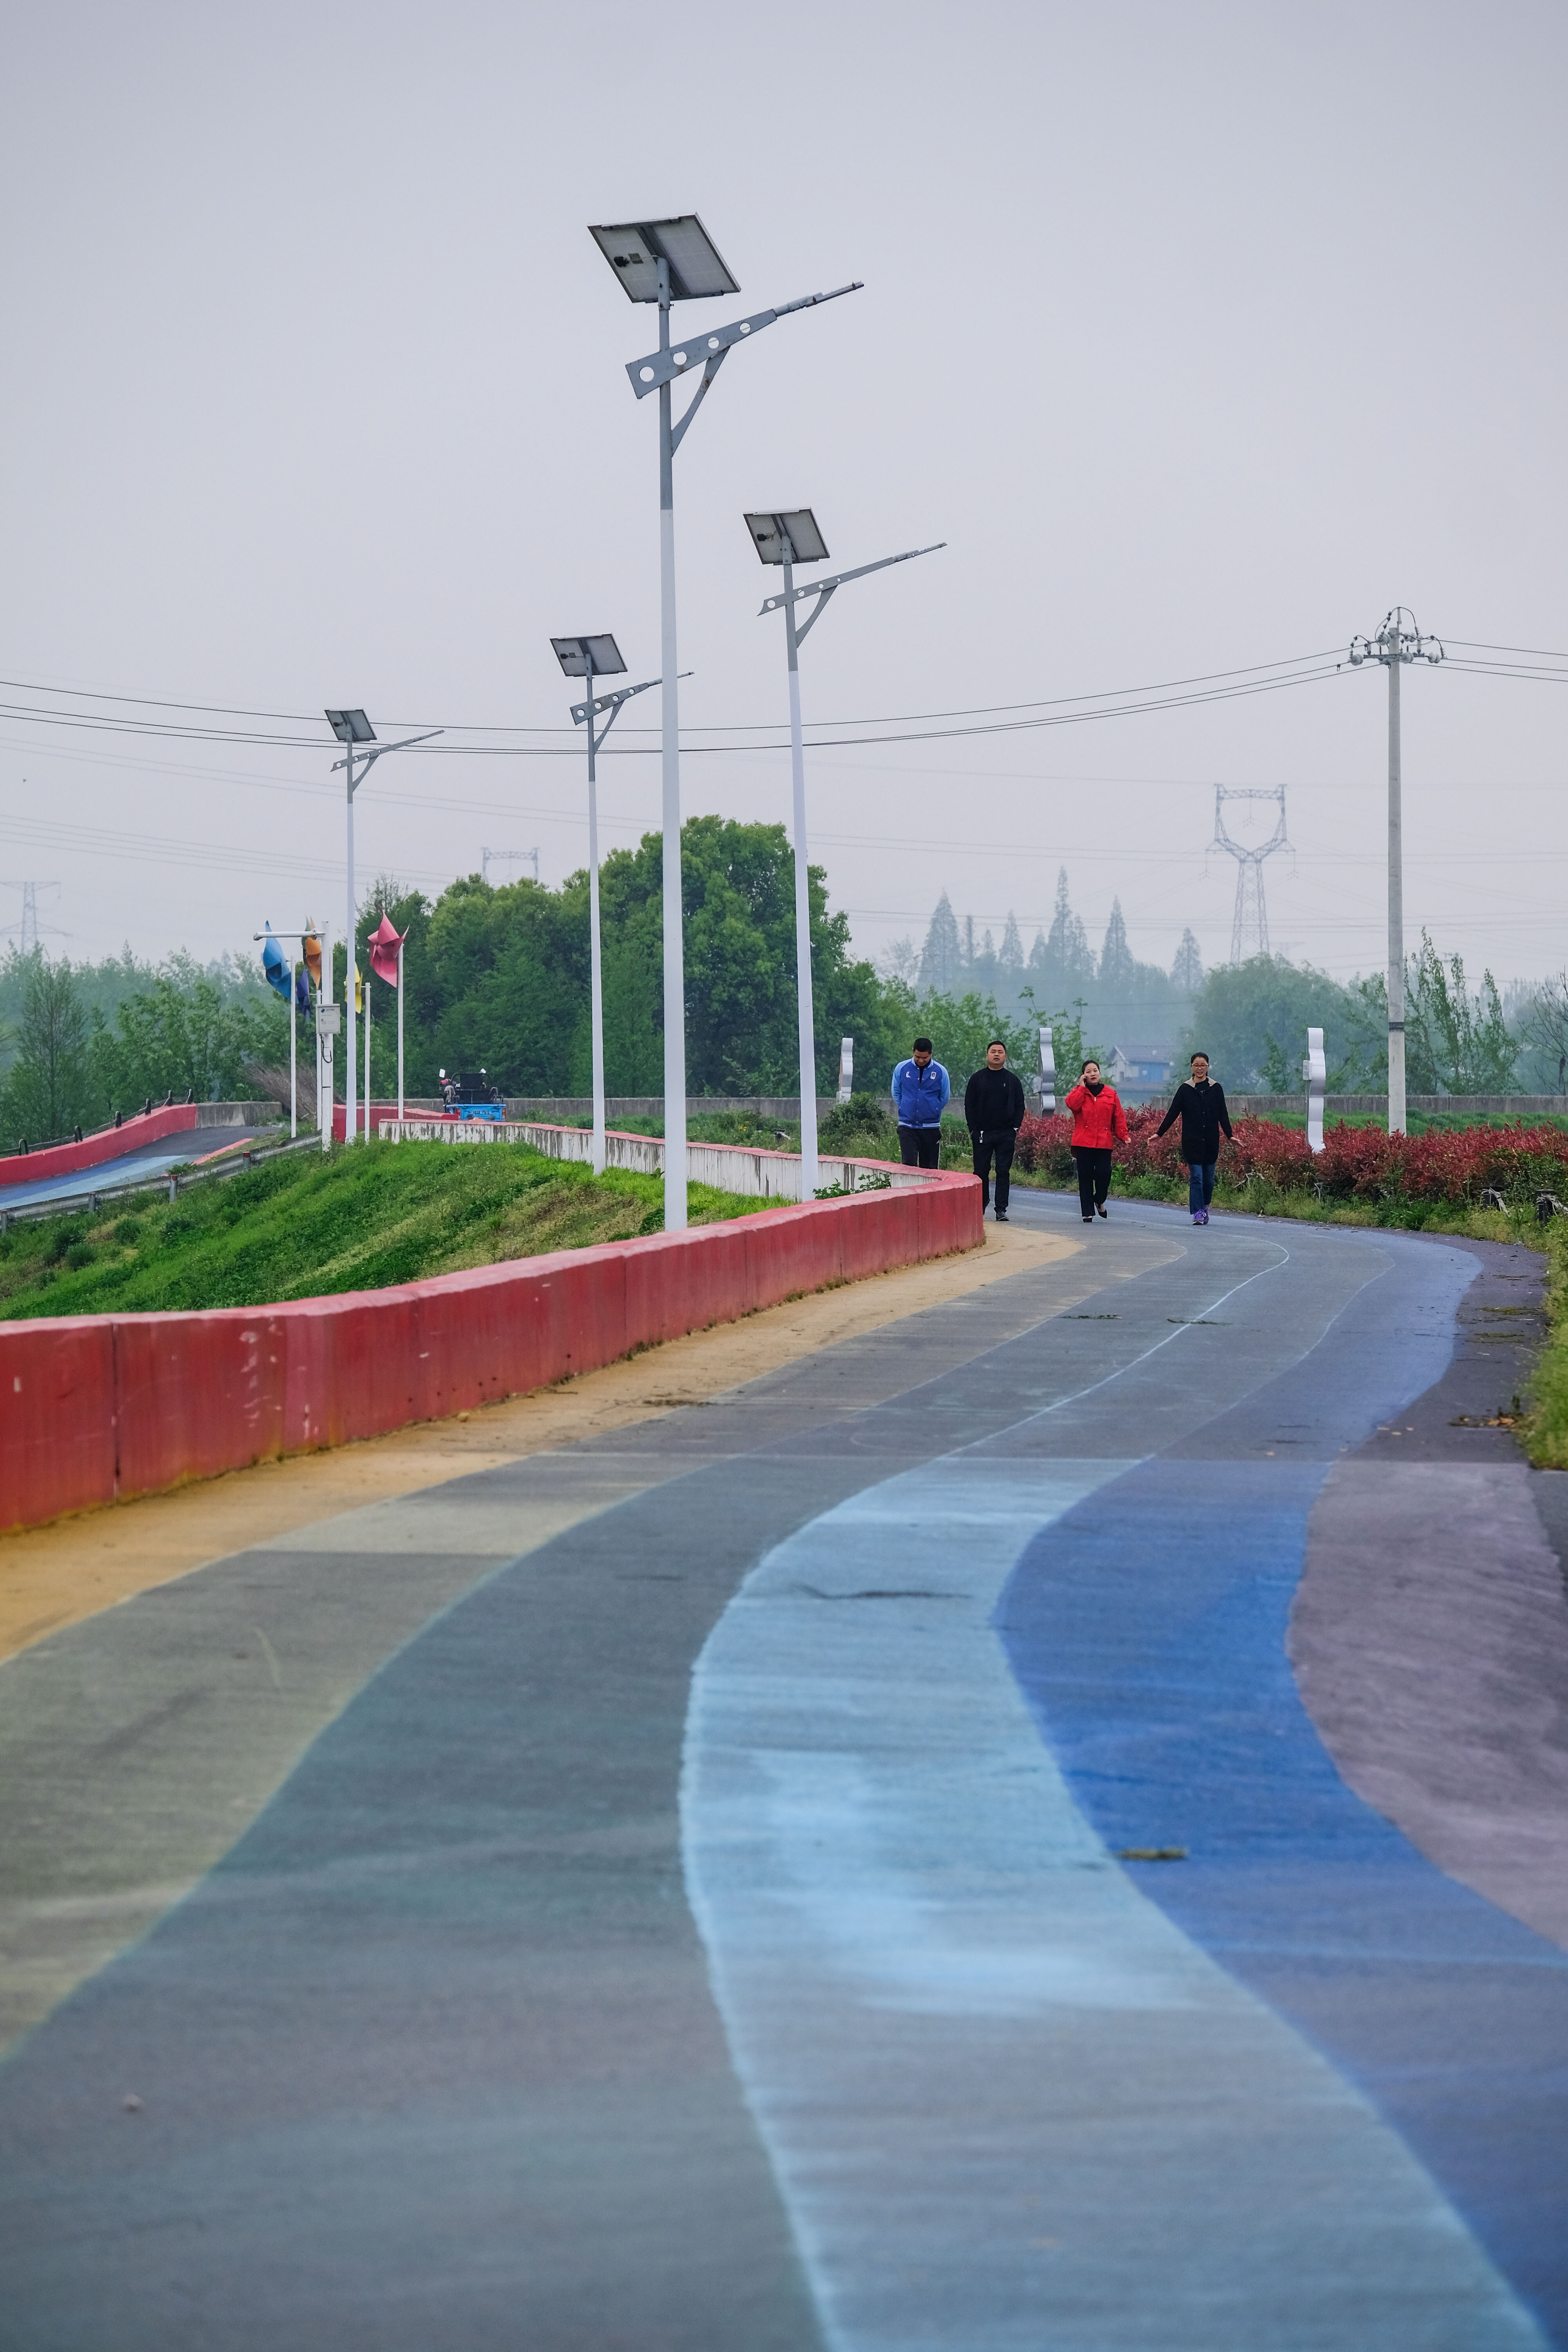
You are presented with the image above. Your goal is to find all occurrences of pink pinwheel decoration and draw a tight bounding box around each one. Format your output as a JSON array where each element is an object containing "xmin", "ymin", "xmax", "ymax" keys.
[{"xmin": 367, "ymin": 915, "xmax": 405, "ymax": 987}]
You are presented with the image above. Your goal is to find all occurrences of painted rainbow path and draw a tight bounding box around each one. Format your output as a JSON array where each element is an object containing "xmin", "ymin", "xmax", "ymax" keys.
[{"xmin": 2, "ymin": 1193, "xmax": 1564, "ymax": 2347}]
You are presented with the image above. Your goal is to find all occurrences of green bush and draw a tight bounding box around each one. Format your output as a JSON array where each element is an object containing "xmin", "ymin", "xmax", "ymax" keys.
[{"xmin": 819, "ymin": 1092, "xmax": 895, "ymax": 1151}]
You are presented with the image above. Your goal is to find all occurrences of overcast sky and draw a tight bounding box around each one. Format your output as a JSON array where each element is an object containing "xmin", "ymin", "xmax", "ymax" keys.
[{"xmin": 2, "ymin": 0, "xmax": 1564, "ymax": 1006}]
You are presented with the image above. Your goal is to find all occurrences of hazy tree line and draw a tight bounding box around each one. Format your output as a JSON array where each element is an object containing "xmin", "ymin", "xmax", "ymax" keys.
[
  {"xmin": 3, "ymin": 830, "xmax": 1561, "ymax": 1149},
  {"xmin": 903, "ymin": 872, "xmax": 1568, "ymax": 1096},
  {"xmin": 889, "ymin": 871, "xmax": 1203, "ymax": 1060},
  {"xmin": 0, "ymin": 947, "xmax": 286, "ymax": 1148}
]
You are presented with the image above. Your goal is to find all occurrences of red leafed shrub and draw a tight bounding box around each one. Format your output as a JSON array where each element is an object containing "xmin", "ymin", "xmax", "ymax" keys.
[
  {"xmin": 1016, "ymin": 1103, "xmax": 1568, "ymax": 1210},
  {"xmin": 1258, "ymin": 1118, "xmax": 1568, "ymax": 1205},
  {"xmin": 1117, "ymin": 1102, "xmax": 1184, "ymax": 1179},
  {"xmin": 1222, "ymin": 1116, "xmax": 1317, "ymax": 1192},
  {"xmin": 1014, "ymin": 1113, "xmax": 1074, "ymax": 1181}
]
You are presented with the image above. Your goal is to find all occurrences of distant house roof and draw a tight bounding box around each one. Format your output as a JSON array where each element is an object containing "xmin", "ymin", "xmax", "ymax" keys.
[{"xmin": 1111, "ymin": 1044, "xmax": 1173, "ymax": 1066}]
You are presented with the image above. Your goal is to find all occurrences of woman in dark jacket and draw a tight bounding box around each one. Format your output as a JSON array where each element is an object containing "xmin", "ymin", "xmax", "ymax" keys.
[{"xmin": 1157, "ymin": 1052, "xmax": 1233, "ymax": 1224}]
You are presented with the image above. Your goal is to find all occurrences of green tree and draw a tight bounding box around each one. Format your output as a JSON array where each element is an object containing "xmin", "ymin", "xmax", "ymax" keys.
[
  {"xmin": 1098, "ymin": 899, "xmax": 1135, "ymax": 993},
  {"xmin": 1404, "ymin": 932, "xmax": 1517, "ymax": 1094},
  {"xmin": 1183, "ymin": 955, "xmax": 1385, "ymax": 1090},
  {"xmin": 96, "ymin": 963, "xmax": 285, "ymax": 1109},
  {"xmin": 379, "ymin": 818, "xmax": 899, "ymax": 1102},
  {"xmin": 880, "ymin": 983, "xmax": 1036, "ymax": 1093},
  {"xmin": 1522, "ymin": 973, "xmax": 1568, "ymax": 1095},
  {"xmin": 0, "ymin": 956, "xmax": 93, "ymax": 1142},
  {"xmin": 1171, "ymin": 928, "xmax": 1204, "ymax": 993}
]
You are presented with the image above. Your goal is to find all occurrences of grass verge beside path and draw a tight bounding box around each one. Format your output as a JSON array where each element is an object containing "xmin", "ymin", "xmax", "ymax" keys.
[{"xmin": 0, "ymin": 1139, "xmax": 764, "ymax": 1322}]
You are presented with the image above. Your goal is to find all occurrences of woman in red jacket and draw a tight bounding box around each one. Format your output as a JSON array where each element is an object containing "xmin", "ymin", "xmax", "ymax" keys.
[{"xmin": 1064, "ymin": 1058, "xmax": 1129, "ymax": 1223}]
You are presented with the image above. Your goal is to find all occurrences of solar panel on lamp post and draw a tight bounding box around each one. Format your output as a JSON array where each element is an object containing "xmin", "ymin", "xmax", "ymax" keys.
[
  {"xmin": 589, "ymin": 215, "xmax": 862, "ymax": 1230},
  {"xmin": 551, "ymin": 636, "xmax": 671, "ymax": 1176},
  {"xmin": 747, "ymin": 513, "xmax": 946, "ymax": 1196},
  {"xmin": 326, "ymin": 710, "xmax": 441, "ymax": 1146}
]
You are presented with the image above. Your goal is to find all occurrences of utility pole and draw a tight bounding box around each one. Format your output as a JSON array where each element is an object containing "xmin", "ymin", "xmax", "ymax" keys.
[{"xmin": 1347, "ymin": 611, "xmax": 1444, "ymax": 1134}]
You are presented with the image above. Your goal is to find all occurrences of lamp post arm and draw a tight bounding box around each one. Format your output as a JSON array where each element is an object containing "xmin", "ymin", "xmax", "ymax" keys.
[
  {"xmin": 669, "ymin": 346, "xmax": 728, "ymax": 455},
  {"xmin": 626, "ymin": 281, "xmax": 862, "ymax": 403},
  {"xmin": 758, "ymin": 541, "xmax": 946, "ymax": 628},
  {"xmin": 332, "ymin": 728, "xmax": 443, "ymax": 785},
  {"xmin": 791, "ymin": 583, "xmax": 838, "ymax": 649}
]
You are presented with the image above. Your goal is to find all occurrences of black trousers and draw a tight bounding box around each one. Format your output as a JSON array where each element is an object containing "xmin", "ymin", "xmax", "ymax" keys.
[
  {"xmin": 898, "ymin": 1125, "xmax": 942, "ymax": 1170},
  {"xmin": 1073, "ymin": 1145, "xmax": 1112, "ymax": 1217},
  {"xmin": 972, "ymin": 1130, "xmax": 1015, "ymax": 1211}
]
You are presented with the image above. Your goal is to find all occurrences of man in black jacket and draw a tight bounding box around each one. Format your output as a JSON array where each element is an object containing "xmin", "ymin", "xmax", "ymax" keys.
[
  {"xmin": 1156, "ymin": 1051, "xmax": 1233, "ymax": 1225},
  {"xmin": 964, "ymin": 1040, "xmax": 1026, "ymax": 1220}
]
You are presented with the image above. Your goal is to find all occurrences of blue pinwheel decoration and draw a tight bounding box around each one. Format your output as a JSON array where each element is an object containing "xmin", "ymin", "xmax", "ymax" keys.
[{"xmin": 261, "ymin": 923, "xmax": 290, "ymax": 1002}]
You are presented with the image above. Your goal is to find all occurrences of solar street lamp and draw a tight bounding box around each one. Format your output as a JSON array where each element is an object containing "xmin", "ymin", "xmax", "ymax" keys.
[
  {"xmin": 552, "ymin": 635, "xmax": 669, "ymax": 1175},
  {"xmin": 748, "ymin": 512, "xmax": 944, "ymax": 1194},
  {"xmin": 326, "ymin": 710, "xmax": 441, "ymax": 1145},
  {"xmin": 590, "ymin": 214, "xmax": 861, "ymax": 1229}
]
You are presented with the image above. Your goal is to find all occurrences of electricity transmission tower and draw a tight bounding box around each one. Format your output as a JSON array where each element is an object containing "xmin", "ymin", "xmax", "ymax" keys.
[
  {"xmin": 481, "ymin": 847, "xmax": 539, "ymax": 885},
  {"xmin": 1212, "ymin": 788, "xmax": 1289, "ymax": 961},
  {"xmin": 0, "ymin": 879, "xmax": 62, "ymax": 953}
]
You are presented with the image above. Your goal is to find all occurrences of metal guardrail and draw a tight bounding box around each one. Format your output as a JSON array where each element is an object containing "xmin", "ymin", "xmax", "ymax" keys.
[{"xmin": 0, "ymin": 1127, "xmax": 310, "ymax": 1231}]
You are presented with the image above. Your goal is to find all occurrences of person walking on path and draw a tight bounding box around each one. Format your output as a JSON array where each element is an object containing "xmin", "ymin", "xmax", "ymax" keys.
[
  {"xmin": 964, "ymin": 1040, "xmax": 1025, "ymax": 1220},
  {"xmin": 1064, "ymin": 1058, "xmax": 1129, "ymax": 1223},
  {"xmin": 890, "ymin": 1037, "xmax": 951, "ymax": 1169},
  {"xmin": 1157, "ymin": 1051, "xmax": 1233, "ymax": 1225}
]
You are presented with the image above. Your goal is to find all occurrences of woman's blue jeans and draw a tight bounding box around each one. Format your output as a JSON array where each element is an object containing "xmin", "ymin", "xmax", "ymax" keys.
[{"xmin": 1188, "ymin": 1160, "xmax": 1216, "ymax": 1213}]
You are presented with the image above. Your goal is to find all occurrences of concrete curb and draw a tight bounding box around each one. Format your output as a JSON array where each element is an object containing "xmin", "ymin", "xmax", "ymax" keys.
[{"xmin": 0, "ymin": 1164, "xmax": 981, "ymax": 1535}]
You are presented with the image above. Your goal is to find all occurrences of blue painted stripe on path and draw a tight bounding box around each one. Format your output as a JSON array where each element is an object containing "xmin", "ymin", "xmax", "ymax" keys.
[{"xmin": 998, "ymin": 1439, "xmax": 1568, "ymax": 2336}]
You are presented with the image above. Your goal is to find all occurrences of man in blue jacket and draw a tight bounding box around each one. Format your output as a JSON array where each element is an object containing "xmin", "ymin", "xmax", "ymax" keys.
[{"xmin": 890, "ymin": 1036, "xmax": 950, "ymax": 1167}]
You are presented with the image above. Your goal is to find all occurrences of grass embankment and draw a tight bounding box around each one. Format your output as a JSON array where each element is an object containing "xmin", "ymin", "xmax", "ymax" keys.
[{"xmin": 0, "ymin": 1139, "xmax": 764, "ymax": 1322}]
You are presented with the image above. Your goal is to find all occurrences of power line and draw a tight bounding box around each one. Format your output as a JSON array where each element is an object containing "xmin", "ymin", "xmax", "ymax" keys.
[
  {"xmin": 0, "ymin": 647, "xmax": 1352, "ymax": 757},
  {"xmin": 0, "ymin": 644, "xmax": 1344, "ymax": 736}
]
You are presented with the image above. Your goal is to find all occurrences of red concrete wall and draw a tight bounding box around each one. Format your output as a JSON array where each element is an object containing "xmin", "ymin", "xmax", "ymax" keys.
[
  {"xmin": 0, "ymin": 1105, "xmax": 200, "ymax": 1192},
  {"xmin": 0, "ymin": 1171, "xmax": 982, "ymax": 1534}
]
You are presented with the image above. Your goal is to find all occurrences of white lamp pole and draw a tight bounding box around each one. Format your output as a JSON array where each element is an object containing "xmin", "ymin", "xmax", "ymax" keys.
[
  {"xmin": 317, "ymin": 927, "xmax": 332, "ymax": 1153},
  {"xmin": 748, "ymin": 511, "xmax": 944, "ymax": 1195},
  {"xmin": 589, "ymin": 216, "xmax": 860, "ymax": 1227},
  {"xmin": 326, "ymin": 710, "xmax": 441, "ymax": 1145},
  {"xmin": 553, "ymin": 637, "xmax": 666, "ymax": 1176}
]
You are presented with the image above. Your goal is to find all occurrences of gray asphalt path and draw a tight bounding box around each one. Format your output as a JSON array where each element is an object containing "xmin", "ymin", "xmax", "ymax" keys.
[{"xmin": 0, "ymin": 1188, "xmax": 1563, "ymax": 2348}]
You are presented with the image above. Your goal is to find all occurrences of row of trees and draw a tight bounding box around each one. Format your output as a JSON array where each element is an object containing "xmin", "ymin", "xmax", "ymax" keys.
[
  {"xmin": 900, "ymin": 873, "xmax": 1204, "ymax": 1055},
  {"xmin": 351, "ymin": 818, "xmax": 1046, "ymax": 1107},
  {"xmin": 0, "ymin": 951, "xmax": 285, "ymax": 1147},
  {"xmin": 3, "ymin": 825, "xmax": 1558, "ymax": 1148},
  {"xmin": 907, "ymin": 876, "xmax": 1548, "ymax": 1096},
  {"xmin": 1182, "ymin": 939, "xmax": 1532, "ymax": 1095},
  {"xmin": 0, "ymin": 822, "xmax": 1046, "ymax": 1146}
]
